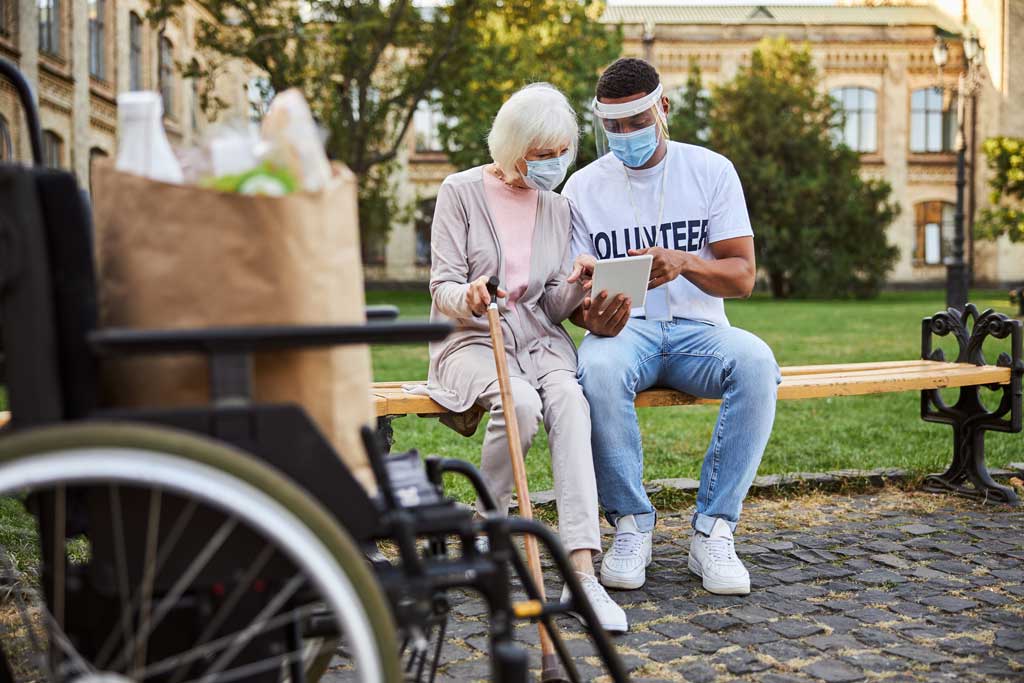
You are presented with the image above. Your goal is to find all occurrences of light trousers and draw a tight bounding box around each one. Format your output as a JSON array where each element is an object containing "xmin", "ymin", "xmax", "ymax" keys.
[{"xmin": 475, "ymin": 369, "xmax": 601, "ymax": 553}]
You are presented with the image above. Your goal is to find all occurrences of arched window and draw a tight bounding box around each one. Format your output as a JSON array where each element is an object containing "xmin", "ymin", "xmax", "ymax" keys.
[
  {"xmin": 159, "ymin": 34, "xmax": 175, "ymax": 118},
  {"xmin": 830, "ymin": 86, "xmax": 877, "ymax": 153},
  {"xmin": 190, "ymin": 59, "xmax": 201, "ymax": 132},
  {"xmin": 38, "ymin": 0, "xmax": 61, "ymax": 55},
  {"xmin": 88, "ymin": 0, "xmax": 105, "ymax": 78},
  {"xmin": 413, "ymin": 92, "xmax": 446, "ymax": 152},
  {"xmin": 0, "ymin": 114, "xmax": 12, "ymax": 161},
  {"xmin": 129, "ymin": 12, "xmax": 143, "ymax": 90},
  {"xmin": 42, "ymin": 130, "xmax": 63, "ymax": 168},
  {"xmin": 89, "ymin": 147, "xmax": 108, "ymax": 195},
  {"xmin": 914, "ymin": 201, "xmax": 955, "ymax": 265},
  {"xmin": 910, "ymin": 87, "xmax": 955, "ymax": 153}
]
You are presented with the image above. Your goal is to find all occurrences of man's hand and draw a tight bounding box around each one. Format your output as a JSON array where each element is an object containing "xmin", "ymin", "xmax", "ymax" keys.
[
  {"xmin": 566, "ymin": 254, "xmax": 597, "ymax": 289},
  {"xmin": 466, "ymin": 276, "xmax": 507, "ymax": 316},
  {"xmin": 628, "ymin": 247, "xmax": 691, "ymax": 290},
  {"xmin": 582, "ymin": 290, "xmax": 631, "ymax": 336}
]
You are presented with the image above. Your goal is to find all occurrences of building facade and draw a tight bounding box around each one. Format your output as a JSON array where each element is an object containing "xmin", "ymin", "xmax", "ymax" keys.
[
  {"xmin": 0, "ymin": 0, "xmax": 250, "ymax": 187},
  {"xmin": 387, "ymin": 1, "xmax": 1024, "ymax": 287}
]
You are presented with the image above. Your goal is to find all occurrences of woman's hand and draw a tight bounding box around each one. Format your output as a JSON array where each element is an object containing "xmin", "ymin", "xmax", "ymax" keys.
[
  {"xmin": 466, "ymin": 276, "xmax": 507, "ymax": 316},
  {"xmin": 567, "ymin": 254, "xmax": 597, "ymax": 290}
]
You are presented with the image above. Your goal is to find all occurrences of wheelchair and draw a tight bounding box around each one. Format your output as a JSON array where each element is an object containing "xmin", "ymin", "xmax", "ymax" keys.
[{"xmin": 0, "ymin": 59, "xmax": 628, "ymax": 683}]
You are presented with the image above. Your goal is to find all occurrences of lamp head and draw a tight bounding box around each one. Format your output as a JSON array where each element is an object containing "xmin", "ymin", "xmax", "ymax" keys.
[
  {"xmin": 964, "ymin": 33, "xmax": 981, "ymax": 63},
  {"xmin": 932, "ymin": 36, "xmax": 949, "ymax": 68}
]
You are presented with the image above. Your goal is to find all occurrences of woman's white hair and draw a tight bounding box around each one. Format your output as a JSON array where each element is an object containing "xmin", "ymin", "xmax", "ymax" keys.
[{"xmin": 487, "ymin": 82, "xmax": 578, "ymax": 183}]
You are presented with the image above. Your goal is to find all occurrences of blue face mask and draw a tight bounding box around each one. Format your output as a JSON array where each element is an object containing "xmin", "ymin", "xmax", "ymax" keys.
[
  {"xmin": 606, "ymin": 124, "xmax": 660, "ymax": 168},
  {"xmin": 522, "ymin": 151, "xmax": 571, "ymax": 191}
]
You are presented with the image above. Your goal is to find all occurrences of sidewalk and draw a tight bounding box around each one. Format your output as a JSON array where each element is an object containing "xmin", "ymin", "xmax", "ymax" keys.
[{"xmin": 413, "ymin": 488, "xmax": 1024, "ymax": 682}]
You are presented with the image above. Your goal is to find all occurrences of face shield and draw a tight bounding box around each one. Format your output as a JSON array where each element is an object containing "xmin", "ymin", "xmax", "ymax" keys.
[{"xmin": 591, "ymin": 84, "xmax": 669, "ymax": 167}]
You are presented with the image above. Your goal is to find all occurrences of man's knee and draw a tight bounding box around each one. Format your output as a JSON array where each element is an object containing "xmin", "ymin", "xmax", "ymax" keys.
[{"xmin": 727, "ymin": 337, "xmax": 780, "ymax": 392}]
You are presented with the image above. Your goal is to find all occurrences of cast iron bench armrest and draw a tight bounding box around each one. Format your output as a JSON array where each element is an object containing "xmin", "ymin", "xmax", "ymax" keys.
[
  {"xmin": 365, "ymin": 305, "xmax": 399, "ymax": 321},
  {"xmin": 88, "ymin": 321, "xmax": 451, "ymax": 356}
]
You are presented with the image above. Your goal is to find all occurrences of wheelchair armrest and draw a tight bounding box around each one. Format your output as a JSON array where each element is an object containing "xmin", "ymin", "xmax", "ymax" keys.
[
  {"xmin": 88, "ymin": 321, "xmax": 452, "ymax": 356},
  {"xmin": 365, "ymin": 305, "xmax": 399, "ymax": 321}
]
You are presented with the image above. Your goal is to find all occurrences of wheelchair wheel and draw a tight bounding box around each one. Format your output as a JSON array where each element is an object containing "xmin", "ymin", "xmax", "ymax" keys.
[{"xmin": 0, "ymin": 422, "xmax": 401, "ymax": 683}]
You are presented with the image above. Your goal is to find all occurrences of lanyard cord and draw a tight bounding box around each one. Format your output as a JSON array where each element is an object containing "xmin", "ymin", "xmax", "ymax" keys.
[{"xmin": 622, "ymin": 144, "xmax": 670, "ymax": 249}]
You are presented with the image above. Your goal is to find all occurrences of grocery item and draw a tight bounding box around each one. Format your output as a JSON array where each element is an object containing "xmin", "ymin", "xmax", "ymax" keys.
[
  {"xmin": 260, "ymin": 89, "xmax": 332, "ymax": 192},
  {"xmin": 115, "ymin": 91, "xmax": 184, "ymax": 184}
]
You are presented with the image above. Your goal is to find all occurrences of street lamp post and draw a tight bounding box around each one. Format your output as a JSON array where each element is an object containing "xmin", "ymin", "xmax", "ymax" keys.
[{"xmin": 934, "ymin": 34, "xmax": 983, "ymax": 311}]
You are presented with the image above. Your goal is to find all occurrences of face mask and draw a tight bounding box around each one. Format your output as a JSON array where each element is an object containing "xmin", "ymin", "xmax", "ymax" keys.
[
  {"xmin": 522, "ymin": 151, "xmax": 571, "ymax": 191},
  {"xmin": 606, "ymin": 123, "xmax": 660, "ymax": 168}
]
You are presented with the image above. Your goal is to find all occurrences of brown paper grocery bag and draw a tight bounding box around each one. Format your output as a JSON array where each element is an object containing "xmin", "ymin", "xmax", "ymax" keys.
[{"xmin": 91, "ymin": 161, "xmax": 377, "ymax": 493}]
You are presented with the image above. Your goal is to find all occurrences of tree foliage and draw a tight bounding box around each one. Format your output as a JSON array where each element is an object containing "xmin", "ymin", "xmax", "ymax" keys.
[
  {"xmin": 976, "ymin": 136, "xmax": 1024, "ymax": 243},
  {"xmin": 709, "ymin": 38, "xmax": 899, "ymax": 298},
  {"xmin": 435, "ymin": 0, "xmax": 621, "ymax": 172},
  {"xmin": 668, "ymin": 60, "xmax": 711, "ymax": 147}
]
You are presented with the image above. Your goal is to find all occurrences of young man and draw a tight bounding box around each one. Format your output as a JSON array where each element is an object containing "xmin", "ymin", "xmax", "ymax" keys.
[{"xmin": 562, "ymin": 58, "xmax": 780, "ymax": 596}]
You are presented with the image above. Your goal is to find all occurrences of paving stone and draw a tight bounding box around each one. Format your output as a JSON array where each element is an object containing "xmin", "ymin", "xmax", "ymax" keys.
[
  {"xmin": 688, "ymin": 633, "xmax": 731, "ymax": 654},
  {"xmin": 814, "ymin": 615, "xmax": 861, "ymax": 633},
  {"xmin": 679, "ymin": 661, "xmax": 719, "ymax": 683},
  {"xmin": 767, "ymin": 583, "xmax": 828, "ymax": 599},
  {"xmin": 841, "ymin": 652, "xmax": 909, "ymax": 672},
  {"xmin": 887, "ymin": 600, "xmax": 933, "ymax": 618},
  {"xmin": 649, "ymin": 620, "xmax": 703, "ymax": 640},
  {"xmin": 725, "ymin": 625, "xmax": 781, "ymax": 646},
  {"xmin": 883, "ymin": 645, "xmax": 953, "ymax": 664},
  {"xmin": 758, "ymin": 639, "xmax": 819, "ymax": 662},
  {"xmin": 920, "ymin": 595, "xmax": 980, "ymax": 612},
  {"xmin": 995, "ymin": 629, "xmax": 1024, "ymax": 652},
  {"xmin": 844, "ymin": 607, "xmax": 894, "ymax": 624},
  {"xmin": 852, "ymin": 627, "xmax": 906, "ymax": 647},
  {"xmin": 731, "ymin": 605, "xmax": 779, "ymax": 624},
  {"xmin": 691, "ymin": 612, "xmax": 743, "ymax": 632},
  {"xmin": 768, "ymin": 619, "xmax": 825, "ymax": 639},
  {"xmin": 802, "ymin": 659, "xmax": 866, "ymax": 682},
  {"xmin": 714, "ymin": 649, "xmax": 771, "ymax": 675},
  {"xmin": 870, "ymin": 553, "xmax": 912, "ymax": 569},
  {"xmin": 806, "ymin": 633, "xmax": 864, "ymax": 651},
  {"xmin": 899, "ymin": 523, "xmax": 941, "ymax": 535}
]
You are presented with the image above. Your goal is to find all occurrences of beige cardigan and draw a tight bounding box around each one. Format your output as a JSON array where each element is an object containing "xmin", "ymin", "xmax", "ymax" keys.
[{"xmin": 426, "ymin": 166, "xmax": 586, "ymax": 430}]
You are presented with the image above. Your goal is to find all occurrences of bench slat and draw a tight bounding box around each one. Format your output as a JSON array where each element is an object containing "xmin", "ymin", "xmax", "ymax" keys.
[{"xmin": 372, "ymin": 361, "xmax": 1012, "ymax": 417}]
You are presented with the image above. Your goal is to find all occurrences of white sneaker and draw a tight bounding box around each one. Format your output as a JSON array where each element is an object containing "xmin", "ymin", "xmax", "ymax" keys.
[
  {"xmin": 687, "ymin": 518, "xmax": 750, "ymax": 595},
  {"xmin": 599, "ymin": 515, "xmax": 653, "ymax": 590},
  {"xmin": 560, "ymin": 572, "xmax": 629, "ymax": 633}
]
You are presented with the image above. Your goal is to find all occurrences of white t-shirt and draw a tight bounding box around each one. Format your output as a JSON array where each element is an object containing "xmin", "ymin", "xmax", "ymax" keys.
[{"xmin": 563, "ymin": 141, "xmax": 753, "ymax": 327}]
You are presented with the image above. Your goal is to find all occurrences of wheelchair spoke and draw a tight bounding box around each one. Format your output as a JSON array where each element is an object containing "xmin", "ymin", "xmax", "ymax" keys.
[
  {"xmin": 105, "ymin": 485, "xmax": 136, "ymax": 671},
  {"xmin": 95, "ymin": 497, "xmax": 199, "ymax": 669},
  {"xmin": 195, "ymin": 573, "xmax": 306, "ymax": 683},
  {"xmin": 131, "ymin": 487, "xmax": 163, "ymax": 678},
  {"xmin": 107, "ymin": 516, "xmax": 239, "ymax": 673},
  {"xmin": 138, "ymin": 602, "xmax": 318, "ymax": 681},
  {"xmin": 165, "ymin": 543, "xmax": 276, "ymax": 683}
]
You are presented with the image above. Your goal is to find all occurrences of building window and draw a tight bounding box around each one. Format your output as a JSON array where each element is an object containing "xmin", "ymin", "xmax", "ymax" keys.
[
  {"xmin": 129, "ymin": 12, "xmax": 143, "ymax": 90},
  {"xmin": 413, "ymin": 94, "xmax": 447, "ymax": 152},
  {"xmin": 0, "ymin": 0, "xmax": 10, "ymax": 39},
  {"xmin": 159, "ymin": 34, "xmax": 175, "ymax": 118},
  {"xmin": 415, "ymin": 197, "xmax": 436, "ymax": 267},
  {"xmin": 914, "ymin": 201, "xmax": 955, "ymax": 265},
  {"xmin": 830, "ymin": 86, "xmax": 877, "ymax": 153},
  {"xmin": 0, "ymin": 115, "xmax": 12, "ymax": 161},
  {"xmin": 190, "ymin": 59, "xmax": 201, "ymax": 131},
  {"xmin": 89, "ymin": 147, "xmax": 107, "ymax": 194},
  {"xmin": 88, "ymin": 0, "xmax": 104, "ymax": 78},
  {"xmin": 910, "ymin": 87, "xmax": 956, "ymax": 153},
  {"xmin": 38, "ymin": 0, "xmax": 60, "ymax": 55},
  {"xmin": 42, "ymin": 130, "xmax": 62, "ymax": 168}
]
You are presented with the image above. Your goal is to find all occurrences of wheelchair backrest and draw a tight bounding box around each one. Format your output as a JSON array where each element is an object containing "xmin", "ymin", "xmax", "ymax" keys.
[{"xmin": 0, "ymin": 164, "xmax": 100, "ymax": 428}]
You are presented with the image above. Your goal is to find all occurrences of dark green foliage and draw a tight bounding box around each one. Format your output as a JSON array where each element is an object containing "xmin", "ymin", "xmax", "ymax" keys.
[
  {"xmin": 709, "ymin": 38, "xmax": 899, "ymax": 298},
  {"xmin": 435, "ymin": 0, "xmax": 621, "ymax": 173},
  {"xmin": 668, "ymin": 60, "xmax": 711, "ymax": 147},
  {"xmin": 976, "ymin": 136, "xmax": 1024, "ymax": 243}
]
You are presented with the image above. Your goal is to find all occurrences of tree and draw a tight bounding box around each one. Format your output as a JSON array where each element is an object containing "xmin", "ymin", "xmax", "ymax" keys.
[
  {"xmin": 148, "ymin": 0, "xmax": 479, "ymax": 245},
  {"xmin": 435, "ymin": 0, "xmax": 621, "ymax": 173},
  {"xmin": 668, "ymin": 60, "xmax": 711, "ymax": 146},
  {"xmin": 976, "ymin": 136, "xmax": 1024, "ymax": 244},
  {"xmin": 710, "ymin": 37, "xmax": 899, "ymax": 298}
]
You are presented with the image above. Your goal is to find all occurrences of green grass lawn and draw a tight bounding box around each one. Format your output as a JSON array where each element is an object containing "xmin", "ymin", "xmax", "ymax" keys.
[{"xmin": 368, "ymin": 288, "xmax": 1023, "ymax": 503}]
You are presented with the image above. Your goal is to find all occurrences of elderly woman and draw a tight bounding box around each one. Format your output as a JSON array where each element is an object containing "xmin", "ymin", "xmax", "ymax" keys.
[{"xmin": 426, "ymin": 83, "xmax": 626, "ymax": 632}]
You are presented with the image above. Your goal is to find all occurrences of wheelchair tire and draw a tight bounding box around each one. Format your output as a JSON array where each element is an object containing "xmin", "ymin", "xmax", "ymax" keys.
[{"xmin": 0, "ymin": 421, "xmax": 401, "ymax": 683}]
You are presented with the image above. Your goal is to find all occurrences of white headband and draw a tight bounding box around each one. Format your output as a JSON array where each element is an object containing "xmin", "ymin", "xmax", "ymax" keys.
[{"xmin": 591, "ymin": 83, "xmax": 664, "ymax": 119}]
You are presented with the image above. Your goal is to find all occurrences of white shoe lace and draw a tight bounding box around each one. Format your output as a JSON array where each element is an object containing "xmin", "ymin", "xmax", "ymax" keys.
[
  {"xmin": 702, "ymin": 536, "xmax": 738, "ymax": 566},
  {"xmin": 577, "ymin": 573, "xmax": 616, "ymax": 607},
  {"xmin": 610, "ymin": 532, "xmax": 644, "ymax": 561}
]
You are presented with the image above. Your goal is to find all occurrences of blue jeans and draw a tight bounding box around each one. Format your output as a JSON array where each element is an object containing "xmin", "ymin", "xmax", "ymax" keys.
[{"xmin": 577, "ymin": 317, "xmax": 780, "ymax": 536}]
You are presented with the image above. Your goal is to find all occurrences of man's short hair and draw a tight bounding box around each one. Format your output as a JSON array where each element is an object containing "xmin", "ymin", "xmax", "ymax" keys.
[{"xmin": 596, "ymin": 58, "xmax": 661, "ymax": 100}]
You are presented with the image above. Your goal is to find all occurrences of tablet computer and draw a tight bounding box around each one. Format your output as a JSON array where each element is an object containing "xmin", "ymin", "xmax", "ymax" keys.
[{"xmin": 590, "ymin": 254, "xmax": 653, "ymax": 307}]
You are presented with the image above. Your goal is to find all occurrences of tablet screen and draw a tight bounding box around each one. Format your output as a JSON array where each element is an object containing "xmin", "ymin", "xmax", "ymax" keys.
[{"xmin": 590, "ymin": 255, "xmax": 653, "ymax": 307}]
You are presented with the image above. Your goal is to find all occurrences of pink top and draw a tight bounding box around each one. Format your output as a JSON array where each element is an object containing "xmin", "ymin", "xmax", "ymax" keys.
[{"xmin": 482, "ymin": 170, "xmax": 537, "ymax": 307}]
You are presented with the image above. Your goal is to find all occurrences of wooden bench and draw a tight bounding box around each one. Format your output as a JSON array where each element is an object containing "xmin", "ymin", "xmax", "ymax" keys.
[{"xmin": 374, "ymin": 305, "xmax": 1023, "ymax": 505}]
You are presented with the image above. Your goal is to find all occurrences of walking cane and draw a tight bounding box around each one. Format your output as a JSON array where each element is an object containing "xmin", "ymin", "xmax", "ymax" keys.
[{"xmin": 485, "ymin": 277, "xmax": 565, "ymax": 682}]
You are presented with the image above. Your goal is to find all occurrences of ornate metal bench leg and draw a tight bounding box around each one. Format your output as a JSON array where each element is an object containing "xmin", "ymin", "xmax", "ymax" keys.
[
  {"xmin": 921, "ymin": 305, "xmax": 1022, "ymax": 505},
  {"xmin": 376, "ymin": 415, "xmax": 396, "ymax": 455}
]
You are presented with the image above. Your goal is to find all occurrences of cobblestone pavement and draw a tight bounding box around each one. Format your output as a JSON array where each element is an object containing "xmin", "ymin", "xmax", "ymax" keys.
[{"xmin": 347, "ymin": 488, "xmax": 1024, "ymax": 682}]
